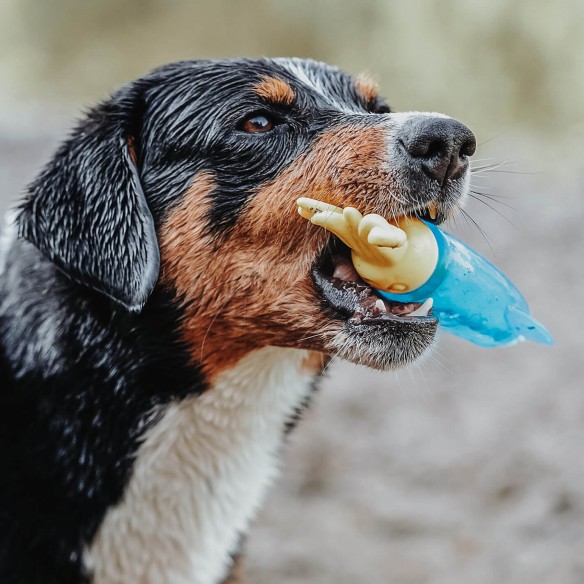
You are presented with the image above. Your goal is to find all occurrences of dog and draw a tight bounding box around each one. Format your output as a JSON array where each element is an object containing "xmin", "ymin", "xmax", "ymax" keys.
[{"xmin": 0, "ymin": 57, "xmax": 475, "ymax": 584}]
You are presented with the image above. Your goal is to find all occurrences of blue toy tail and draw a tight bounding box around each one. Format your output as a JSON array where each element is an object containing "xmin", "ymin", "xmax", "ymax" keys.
[
  {"xmin": 505, "ymin": 306, "xmax": 554, "ymax": 346},
  {"xmin": 377, "ymin": 222, "xmax": 553, "ymax": 348}
]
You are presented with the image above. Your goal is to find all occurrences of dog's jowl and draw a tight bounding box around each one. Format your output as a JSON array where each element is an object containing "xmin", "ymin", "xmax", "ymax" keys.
[{"xmin": 0, "ymin": 58, "xmax": 475, "ymax": 584}]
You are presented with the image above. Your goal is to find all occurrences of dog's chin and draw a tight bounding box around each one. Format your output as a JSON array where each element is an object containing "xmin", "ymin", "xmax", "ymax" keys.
[
  {"xmin": 330, "ymin": 320, "xmax": 437, "ymax": 371},
  {"xmin": 310, "ymin": 237, "xmax": 438, "ymax": 371}
]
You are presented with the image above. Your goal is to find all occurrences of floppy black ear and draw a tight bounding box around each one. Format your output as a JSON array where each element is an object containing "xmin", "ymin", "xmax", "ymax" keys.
[{"xmin": 18, "ymin": 87, "xmax": 160, "ymax": 312}]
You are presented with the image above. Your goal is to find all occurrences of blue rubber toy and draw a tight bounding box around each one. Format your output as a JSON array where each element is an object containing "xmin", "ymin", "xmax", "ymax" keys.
[
  {"xmin": 296, "ymin": 197, "xmax": 553, "ymax": 349},
  {"xmin": 376, "ymin": 221, "xmax": 553, "ymax": 347}
]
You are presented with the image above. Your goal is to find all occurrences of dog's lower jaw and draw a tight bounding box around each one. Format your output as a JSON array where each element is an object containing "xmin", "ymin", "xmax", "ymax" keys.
[
  {"xmin": 84, "ymin": 346, "xmax": 319, "ymax": 584},
  {"xmin": 332, "ymin": 321, "xmax": 438, "ymax": 371}
]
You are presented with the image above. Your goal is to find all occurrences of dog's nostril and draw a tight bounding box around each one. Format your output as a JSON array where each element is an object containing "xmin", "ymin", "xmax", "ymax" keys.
[
  {"xmin": 460, "ymin": 138, "xmax": 476, "ymax": 158},
  {"xmin": 423, "ymin": 138, "xmax": 448, "ymax": 159},
  {"xmin": 399, "ymin": 136, "xmax": 447, "ymax": 159},
  {"xmin": 400, "ymin": 117, "xmax": 476, "ymax": 184}
]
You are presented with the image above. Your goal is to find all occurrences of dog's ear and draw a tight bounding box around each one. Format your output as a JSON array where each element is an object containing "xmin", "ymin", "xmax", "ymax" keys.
[{"xmin": 18, "ymin": 86, "xmax": 160, "ymax": 312}]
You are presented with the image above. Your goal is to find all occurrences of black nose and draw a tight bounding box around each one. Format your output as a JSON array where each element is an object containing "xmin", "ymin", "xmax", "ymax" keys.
[{"xmin": 399, "ymin": 117, "xmax": 476, "ymax": 184}]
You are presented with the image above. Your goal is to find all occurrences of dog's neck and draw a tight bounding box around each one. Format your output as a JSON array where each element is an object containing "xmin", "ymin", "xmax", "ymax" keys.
[
  {"xmin": 1, "ymin": 228, "xmax": 322, "ymax": 583},
  {"xmin": 84, "ymin": 346, "xmax": 319, "ymax": 584}
]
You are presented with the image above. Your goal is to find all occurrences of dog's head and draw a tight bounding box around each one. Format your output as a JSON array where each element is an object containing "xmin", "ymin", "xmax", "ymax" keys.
[{"xmin": 18, "ymin": 58, "xmax": 475, "ymax": 379}]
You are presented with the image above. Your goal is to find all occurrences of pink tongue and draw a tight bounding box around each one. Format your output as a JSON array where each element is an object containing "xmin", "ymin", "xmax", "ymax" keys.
[
  {"xmin": 331, "ymin": 254, "xmax": 425, "ymax": 316},
  {"xmin": 332, "ymin": 255, "xmax": 361, "ymax": 282},
  {"xmin": 390, "ymin": 303, "xmax": 419, "ymax": 316}
]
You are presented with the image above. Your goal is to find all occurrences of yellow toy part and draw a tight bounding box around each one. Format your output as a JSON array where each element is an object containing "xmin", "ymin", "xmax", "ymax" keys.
[{"xmin": 297, "ymin": 197, "xmax": 439, "ymax": 294}]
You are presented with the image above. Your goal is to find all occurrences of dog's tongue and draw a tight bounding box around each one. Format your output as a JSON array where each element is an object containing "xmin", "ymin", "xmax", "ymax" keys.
[
  {"xmin": 330, "ymin": 254, "xmax": 433, "ymax": 318},
  {"xmin": 332, "ymin": 255, "xmax": 361, "ymax": 282}
]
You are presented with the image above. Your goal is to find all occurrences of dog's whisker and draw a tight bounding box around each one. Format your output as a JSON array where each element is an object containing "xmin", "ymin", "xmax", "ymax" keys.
[
  {"xmin": 459, "ymin": 208, "xmax": 496, "ymax": 256},
  {"xmin": 469, "ymin": 156, "xmax": 500, "ymax": 165},
  {"xmin": 470, "ymin": 160, "xmax": 517, "ymax": 174},
  {"xmin": 422, "ymin": 347, "xmax": 453, "ymax": 375},
  {"xmin": 321, "ymin": 353, "xmax": 339, "ymax": 376},
  {"xmin": 199, "ymin": 297, "xmax": 231, "ymax": 364},
  {"xmin": 471, "ymin": 155, "xmax": 498, "ymax": 162},
  {"xmin": 298, "ymin": 332, "xmax": 328, "ymax": 343},
  {"xmin": 470, "ymin": 193, "xmax": 513, "ymax": 206},
  {"xmin": 412, "ymin": 360, "xmax": 433, "ymax": 396},
  {"xmin": 469, "ymin": 191, "xmax": 517, "ymax": 211}
]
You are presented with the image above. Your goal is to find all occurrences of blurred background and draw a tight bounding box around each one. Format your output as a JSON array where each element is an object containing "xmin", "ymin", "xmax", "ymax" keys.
[{"xmin": 1, "ymin": 1, "xmax": 583, "ymax": 582}]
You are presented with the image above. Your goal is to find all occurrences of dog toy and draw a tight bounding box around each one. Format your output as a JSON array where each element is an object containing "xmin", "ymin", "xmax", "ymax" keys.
[{"xmin": 297, "ymin": 197, "xmax": 552, "ymax": 347}]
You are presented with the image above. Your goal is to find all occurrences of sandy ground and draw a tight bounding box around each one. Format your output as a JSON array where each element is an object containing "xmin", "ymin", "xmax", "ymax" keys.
[{"xmin": 1, "ymin": 111, "xmax": 583, "ymax": 584}]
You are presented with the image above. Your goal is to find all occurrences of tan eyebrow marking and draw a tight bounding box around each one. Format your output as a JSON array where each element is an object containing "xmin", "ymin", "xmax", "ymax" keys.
[
  {"xmin": 253, "ymin": 76, "xmax": 296, "ymax": 106},
  {"xmin": 354, "ymin": 72, "xmax": 379, "ymax": 104}
]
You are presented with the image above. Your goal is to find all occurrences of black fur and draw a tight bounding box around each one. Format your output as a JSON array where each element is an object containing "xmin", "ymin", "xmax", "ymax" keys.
[
  {"xmin": 134, "ymin": 59, "xmax": 386, "ymax": 230},
  {"xmin": 1, "ymin": 57, "xmax": 377, "ymax": 584},
  {"xmin": 19, "ymin": 86, "xmax": 160, "ymax": 313},
  {"xmin": 0, "ymin": 57, "xmax": 470, "ymax": 583},
  {"xmin": 0, "ymin": 240, "xmax": 203, "ymax": 583}
]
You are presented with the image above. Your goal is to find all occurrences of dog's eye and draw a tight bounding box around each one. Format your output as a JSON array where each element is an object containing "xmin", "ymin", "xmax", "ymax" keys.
[{"xmin": 239, "ymin": 113, "xmax": 277, "ymax": 134}]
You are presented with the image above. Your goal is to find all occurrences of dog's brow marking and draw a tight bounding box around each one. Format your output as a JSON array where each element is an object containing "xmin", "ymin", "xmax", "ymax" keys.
[
  {"xmin": 280, "ymin": 59, "xmax": 356, "ymax": 114},
  {"xmin": 85, "ymin": 347, "xmax": 317, "ymax": 584},
  {"xmin": 253, "ymin": 76, "xmax": 296, "ymax": 106},
  {"xmin": 354, "ymin": 72, "xmax": 379, "ymax": 104}
]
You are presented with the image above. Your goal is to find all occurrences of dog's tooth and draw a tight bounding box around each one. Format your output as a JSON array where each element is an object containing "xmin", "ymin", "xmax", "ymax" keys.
[
  {"xmin": 428, "ymin": 202, "xmax": 437, "ymax": 220},
  {"xmin": 406, "ymin": 297, "xmax": 433, "ymax": 317},
  {"xmin": 375, "ymin": 298, "xmax": 387, "ymax": 313}
]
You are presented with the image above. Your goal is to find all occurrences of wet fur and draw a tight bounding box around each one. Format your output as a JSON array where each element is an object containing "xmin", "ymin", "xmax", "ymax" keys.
[{"xmin": 0, "ymin": 58, "xmax": 470, "ymax": 583}]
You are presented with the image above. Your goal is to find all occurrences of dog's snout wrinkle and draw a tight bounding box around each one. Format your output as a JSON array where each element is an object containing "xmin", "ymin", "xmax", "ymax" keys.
[{"xmin": 399, "ymin": 117, "xmax": 476, "ymax": 185}]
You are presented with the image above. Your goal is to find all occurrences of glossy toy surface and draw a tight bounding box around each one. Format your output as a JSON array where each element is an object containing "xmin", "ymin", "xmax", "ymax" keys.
[
  {"xmin": 297, "ymin": 197, "xmax": 553, "ymax": 347},
  {"xmin": 377, "ymin": 222, "xmax": 553, "ymax": 347}
]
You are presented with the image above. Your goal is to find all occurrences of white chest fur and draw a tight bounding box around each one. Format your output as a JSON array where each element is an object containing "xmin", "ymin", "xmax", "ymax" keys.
[{"xmin": 84, "ymin": 347, "xmax": 316, "ymax": 584}]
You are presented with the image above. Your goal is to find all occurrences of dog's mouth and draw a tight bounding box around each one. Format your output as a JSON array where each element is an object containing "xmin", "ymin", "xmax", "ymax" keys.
[{"xmin": 312, "ymin": 235, "xmax": 435, "ymax": 327}]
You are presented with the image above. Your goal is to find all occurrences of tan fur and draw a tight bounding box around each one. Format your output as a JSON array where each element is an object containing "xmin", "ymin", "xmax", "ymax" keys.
[
  {"xmin": 158, "ymin": 172, "xmax": 335, "ymax": 380},
  {"xmin": 301, "ymin": 351, "xmax": 329, "ymax": 375},
  {"xmin": 354, "ymin": 72, "xmax": 379, "ymax": 105},
  {"xmin": 158, "ymin": 124, "xmax": 396, "ymax": 380},
  {"xmin": 253, "ymin": 76, "xmax": 296, "ymax": 106},
  {"xmin": 219, "ymin": 556, "xmax": 244, "ymax": 583},
  {"xmin": 127, "ymin": 137, "xmax": 138, "ymax": 165}
]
